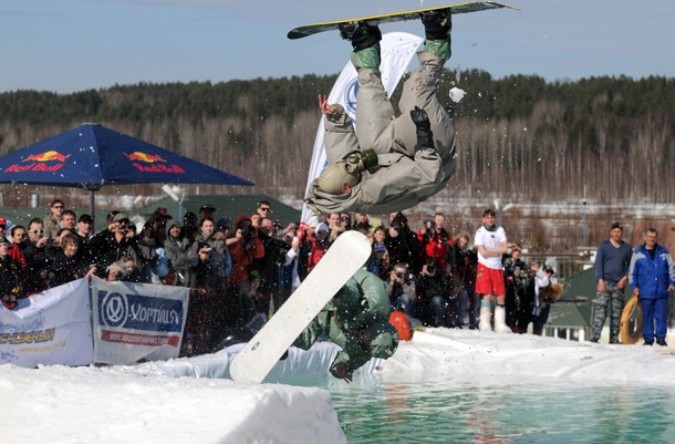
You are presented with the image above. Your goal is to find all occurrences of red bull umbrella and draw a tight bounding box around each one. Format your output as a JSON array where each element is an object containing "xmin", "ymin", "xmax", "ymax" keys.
[{"xmin": 0, "ymin": 123, "xmax": 253, "ymax": 189}]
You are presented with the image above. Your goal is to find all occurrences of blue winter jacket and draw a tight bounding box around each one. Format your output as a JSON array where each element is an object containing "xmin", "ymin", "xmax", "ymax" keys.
[{"xmin": 629, "ymin": 243, "xmax": 675, "ymax": 299}]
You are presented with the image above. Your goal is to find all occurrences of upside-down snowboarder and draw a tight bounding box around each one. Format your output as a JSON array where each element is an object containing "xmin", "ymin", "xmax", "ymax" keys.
[
  {"xmin": 293, "ymin": 268, "xmax": 398, "ymax": 382},
  {"xmin": 305, "ymin": 10, "xmax": 457, "ymax": 215}
]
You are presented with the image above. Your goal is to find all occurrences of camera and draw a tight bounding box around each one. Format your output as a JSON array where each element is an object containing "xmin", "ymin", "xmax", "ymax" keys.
[
  {"xmin": 396, "ymin": 272, "xmax": 404, "ymax": 279},
  {"xmin": 427, "ymin": 264, "xmax": 436, "ymax": 274}
]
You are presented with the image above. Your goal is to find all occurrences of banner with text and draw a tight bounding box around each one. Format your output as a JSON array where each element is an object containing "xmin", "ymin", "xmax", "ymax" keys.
[
  {"xmin": 0, "ymin": 278, "xmax": 93, "ymax": 367},
  {"xmin": 91, "ymin": 276, "xmax": 189, "ymax": 365}
]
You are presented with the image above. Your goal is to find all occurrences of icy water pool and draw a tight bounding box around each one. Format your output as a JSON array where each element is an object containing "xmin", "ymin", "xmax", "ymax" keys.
[{"xmin": 328, "ymin": 378, "xmax": 675, "ymax": 443}]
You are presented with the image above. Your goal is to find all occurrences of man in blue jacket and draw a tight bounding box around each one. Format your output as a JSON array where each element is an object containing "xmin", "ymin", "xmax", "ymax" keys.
[{"xmin": 629, "ymin": 228, "xmax": 675, "ymax": 346}]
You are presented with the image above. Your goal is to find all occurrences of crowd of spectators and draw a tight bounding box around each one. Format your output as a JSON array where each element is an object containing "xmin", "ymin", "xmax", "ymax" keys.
[{"xmin": 0, "ymin": 199, "xmax": 560, "ymax": 355}]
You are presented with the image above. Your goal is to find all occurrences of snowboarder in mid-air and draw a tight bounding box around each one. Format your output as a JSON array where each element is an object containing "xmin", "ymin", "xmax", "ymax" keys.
[
  {"xmin": 293, "ymin": 268, "xmax": 398, "ymax": 382},
  {"xmin": 305, "ymin": 10, "xmax": 456, "ymax": 215}
]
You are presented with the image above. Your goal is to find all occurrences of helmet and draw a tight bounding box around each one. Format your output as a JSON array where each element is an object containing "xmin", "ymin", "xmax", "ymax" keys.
[
  {"xmin": 316, "ymin": 162, "xmax": 361, "ymax": 195},
  {"xmin": 316, "ymin": 149, "xmax": 378, "ymax": 195}
]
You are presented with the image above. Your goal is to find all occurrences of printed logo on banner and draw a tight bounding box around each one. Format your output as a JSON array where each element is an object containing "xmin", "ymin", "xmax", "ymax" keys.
[
  {"xmin": 98, "ymin": 291, "xmax": 184, "ymax": 333},
  {"xmin": 342, "ymin": 78, "xmax": 359, "ymax": 119}
]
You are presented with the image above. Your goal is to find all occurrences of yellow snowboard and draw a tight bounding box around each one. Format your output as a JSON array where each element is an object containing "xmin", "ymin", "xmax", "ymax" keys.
[{"xmin": 288, "ymin": 1, "xmax": 518, "ymax": 40}]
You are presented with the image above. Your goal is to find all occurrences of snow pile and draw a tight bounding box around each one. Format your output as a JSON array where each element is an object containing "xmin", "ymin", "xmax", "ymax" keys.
[{"xmin": 2, "ymin": 329, "xmax": 675, "ymax": 443}]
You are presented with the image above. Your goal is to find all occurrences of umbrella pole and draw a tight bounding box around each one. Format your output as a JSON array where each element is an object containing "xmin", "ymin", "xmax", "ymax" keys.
[{"xmin": 89, "ymin": 190, "xmax": 95, "ymax": 221}]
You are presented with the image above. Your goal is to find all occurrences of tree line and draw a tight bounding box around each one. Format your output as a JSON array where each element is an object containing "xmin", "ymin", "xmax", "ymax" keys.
[{"xmin": 0, "ymin": 71, "xmax": 673, "ymax": 204}]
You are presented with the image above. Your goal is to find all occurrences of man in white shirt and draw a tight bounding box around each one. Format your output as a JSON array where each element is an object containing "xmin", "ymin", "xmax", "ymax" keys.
[{"xmin": 474, "ymin": 208, "xmax": 515, "ymax": 332}]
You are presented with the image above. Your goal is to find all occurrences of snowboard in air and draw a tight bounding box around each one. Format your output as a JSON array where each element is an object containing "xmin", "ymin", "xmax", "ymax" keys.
[{"xmin": 288, "ymin": 1, "xmax": 518, "ymax": 40}]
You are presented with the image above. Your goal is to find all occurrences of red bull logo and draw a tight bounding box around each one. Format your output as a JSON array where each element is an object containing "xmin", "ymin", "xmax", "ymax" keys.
[
  {"xmin": 3, "ymin": 150, "xmax": 70, "ymax": 174},
  {"xmin": 124, "ymin": 151, "xmax": 167, "ymax": 164},
  {"xmin": 23, "ymin": 150, "xmax": 71, "ymax": 163},
  {"xmin": 125, "ymin": 151, "xmax": 185, "ymax": 175}
]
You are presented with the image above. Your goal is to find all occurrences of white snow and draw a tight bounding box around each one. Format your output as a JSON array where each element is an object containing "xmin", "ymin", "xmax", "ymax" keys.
[{"xmin": 2, "ymin": 329, "xmax": 674, "ymax": 443}]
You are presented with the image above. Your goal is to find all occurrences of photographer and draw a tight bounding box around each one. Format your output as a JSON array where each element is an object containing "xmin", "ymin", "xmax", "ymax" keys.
[
  {"xmin": 385, "ymin": 262, "xmax": 416, "ymax": 317},
  {"xmin": 88, "ymin": 213, "xmax": 146, "ymax": 278},
  {"xmin": 415, "ymin": 258, "xmax": 449, "ymax": 327}
]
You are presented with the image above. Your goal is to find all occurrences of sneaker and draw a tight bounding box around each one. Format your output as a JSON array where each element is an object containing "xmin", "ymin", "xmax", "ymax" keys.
[
  {"xmin": 339, "ymin": 21, "xmax": 382, "ymax": 51},
  {"xmin": 656, "ymin": 339, "xmax": 668, "ymax": 346},
  {"xmin": 421, "ymin": 10, "xmax": 452, "ymax": 40}
]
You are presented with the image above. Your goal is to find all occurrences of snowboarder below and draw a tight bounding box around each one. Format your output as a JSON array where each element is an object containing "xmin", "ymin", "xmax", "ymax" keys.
[
  {"xmin": 305, "ymin": 11, "xmax": 456, "ymax": 215},
  {"xmin": 293, "ymin": 269, "xmax": 399, "ymax": 382}
]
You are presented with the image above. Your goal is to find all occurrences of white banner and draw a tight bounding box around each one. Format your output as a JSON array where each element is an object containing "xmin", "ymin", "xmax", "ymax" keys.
[
  {"xmin": 91, "ymin": 277, "xmax": 190, "ymax": 365},
  {"xmin": 301, "ymin": 32, "xmax": 423, "ymax": 224},
  {"xmin": 0, "ymin": 278, "xmax": 93, "ymax": 367}
]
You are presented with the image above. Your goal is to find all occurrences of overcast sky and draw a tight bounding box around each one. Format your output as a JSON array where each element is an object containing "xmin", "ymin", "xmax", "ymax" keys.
[{"xmin": 2, "ymin": 0, "xmax": 674, "ymax": 93}]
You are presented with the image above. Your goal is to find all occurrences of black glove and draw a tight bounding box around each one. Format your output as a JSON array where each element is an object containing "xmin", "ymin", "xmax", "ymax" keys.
[{"xmin": 410, "ymin": 106, "xmax": 435, "ymax": 149}]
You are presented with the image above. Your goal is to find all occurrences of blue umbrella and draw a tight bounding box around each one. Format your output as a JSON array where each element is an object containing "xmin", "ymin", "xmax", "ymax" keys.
[{"xmin": 0, "ymin": 123, "xmax": 253, "ymax": 215}]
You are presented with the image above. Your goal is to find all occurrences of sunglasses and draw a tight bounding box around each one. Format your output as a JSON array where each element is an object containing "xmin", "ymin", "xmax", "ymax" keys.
[
  {"xmin": 52, "ymin": 205, "xmax": 64, "ymax": 209},
  {"xmin": 30, "ymin": 229, "xmax": 44, "ymax": 234},
  {"xmin": 259, "ymin": 207, "xmax": 271, "ymax": 212}
]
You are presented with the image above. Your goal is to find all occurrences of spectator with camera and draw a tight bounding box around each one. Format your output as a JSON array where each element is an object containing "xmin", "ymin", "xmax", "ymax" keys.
[
  {"xmin": 385, "ymin": 262, "xmax": 417, "ymax": 317},
  {"xmin": 384, "ymin": 212, "xmax": 422, "ymax": 275},
  {"xmin": 416, "ymin": 258, "xmax": 449, "ymax": 327},
  {"xmin": 253, "ymin": 216, "xmax": 291, "ymax": 316},
  {"xmin": 220, "ymin": 215, "xmax": 265, "ymax": 346},
  {"xmin": 447, "ymin": 233, "xmax": 479, "ymax": 329},
  {"xmin": 88, "ymin": 213, "xmax": 146, "ymax": 277},
  {"xmin": 503, "ymin": 245, "xmax": 529, "ymax": 332}
]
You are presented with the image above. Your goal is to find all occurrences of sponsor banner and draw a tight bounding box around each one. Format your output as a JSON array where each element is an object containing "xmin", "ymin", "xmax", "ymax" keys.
[
  {"xmin": 91, "ymin": 277, "xmax": 189, "ymax": 364},
  {"xmin": 0, "ymin": 278, "xmax": 93, "ymax": 367},
  {"xmin": 301, "ymin": 32, "xmax": 423, "ymax": 224}
]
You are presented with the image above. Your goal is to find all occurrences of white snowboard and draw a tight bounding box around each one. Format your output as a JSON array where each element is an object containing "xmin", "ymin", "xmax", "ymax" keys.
[{"xmin": 229, "ymin": 230, "xmax": 372, "ymax": 383}]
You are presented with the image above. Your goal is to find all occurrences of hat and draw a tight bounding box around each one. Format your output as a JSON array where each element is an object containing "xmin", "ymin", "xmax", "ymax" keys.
[
  {"xmin": 199, "ymin": 204, "xmax": 216, "ymax": 212},
  {"xmin": 113, "ymin": 213, "xmax": 129, "ymax": 222},
  {"xmin": 316, "ymin": 163, "xmax": 360, "ymax": 195},
  {"xmin": 316, "ymin": 222, "xmax": 329, "ymax": 233},
  {"xmin": 373, "ymin": 242, "xmax": 386, "ymax": 253},
  {"xmin": 216, "ymin": 217, "xmax": 231, "ymax": 230},
  {"xmin": 0, "ymin": 216, "xmax": 6, "ymax": 226},
  {"xmin": 542, "ymin": 265, "xmax": 555, "ymax": 275},
  {"xmin": 610, "ymin": 222, "xmax": 624, "ymax": 230},
  {"xmin": 78, "ymin": 214, "xmax": 93, "ymax": 224}
]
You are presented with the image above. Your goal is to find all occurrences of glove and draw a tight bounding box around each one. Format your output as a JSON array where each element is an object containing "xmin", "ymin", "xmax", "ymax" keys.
[
  {"xmin": 330, "ymin": 362, "xmax": 353, "ymax": 383},
  {"xmin": 410, "ymin": 106, "xmax": 435, "ymax": 149}
]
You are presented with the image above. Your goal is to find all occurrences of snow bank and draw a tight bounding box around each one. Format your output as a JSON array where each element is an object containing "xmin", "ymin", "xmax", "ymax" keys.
[{"xmin": 3, "ymin": 328, "xmax": 675, "ymax": 443}]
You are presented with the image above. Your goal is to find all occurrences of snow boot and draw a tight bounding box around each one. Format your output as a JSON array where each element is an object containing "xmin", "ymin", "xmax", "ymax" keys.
[
  {"xmin": 339, "ymin": 21, "xmax": 382, "ymax": 51},
  {"xmin": 421, "ymin": 10, "xmax": 451, "ymax": 64},
  {"xmin": 339, "ymin": 21, "xmax": 382, "ymax": 70},
  {"xmin": 478, "ymin": 299, "xmax": 492, "ymax": 331},
  {"xmin": 494, "ymin": 305, "xmax": 510, "ymax": 333}
]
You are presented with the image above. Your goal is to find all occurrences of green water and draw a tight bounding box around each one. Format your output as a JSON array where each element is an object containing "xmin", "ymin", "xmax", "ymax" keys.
[{"xmin": 329, "ymin": 378, "xmax": 675, "ymax": 443}]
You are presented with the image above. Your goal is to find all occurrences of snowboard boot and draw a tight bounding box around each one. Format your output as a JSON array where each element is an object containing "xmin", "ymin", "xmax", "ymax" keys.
[
  {"xmin": 656, "ymin": 338, "xmax": 668, "ymax": 346},
  {"xmin": 339, "ymin": 21, "xmax": 382, "ymax": 70},
  {"xmin": 494, "ymin": 305, "xmax": 511, "ymax": 333},
  {"xmin": 478, "ymin": 299, "xmax": 492, "ymax": 332},
  {"xmin": 421, "ymin": 10, "xmax": 451, "ymax": 64}
]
